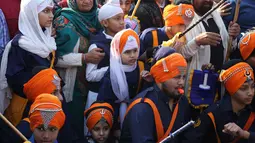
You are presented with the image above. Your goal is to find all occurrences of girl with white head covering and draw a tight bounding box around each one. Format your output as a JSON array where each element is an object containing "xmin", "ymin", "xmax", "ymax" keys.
[
  {"xmin": 97, "ymin": 29, "xmax": 145, "ymax": 130},
  {"xmin": 0, "ymin": 0, "xmax": 56, "ymax": 122}
]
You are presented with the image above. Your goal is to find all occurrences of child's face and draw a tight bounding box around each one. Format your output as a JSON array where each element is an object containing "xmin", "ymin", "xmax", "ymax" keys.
[
  {"xmin": 121, "ymin": 48, "xmax": 139, "ymax": 66},
  {"xmin": 91, "ymin": 121, "xmax": 111, "ymax": 143},
  {"xmin": 165, "ymin": 24, "xmax": 186, "ymax": 37},
  {"xmin": 38, "ymin": 6, "xmax": 54, "ymax": 28},
  {"xmin": 34, "ymin": 125, "xmax": 59, "ymax": 143},
  {"xmin": 120, "ymin": 0, "xmax": 132, "ymax": 15},
  {"xmin": 103, "ymin": 13, "xmax": 125, "ymax": 35}
]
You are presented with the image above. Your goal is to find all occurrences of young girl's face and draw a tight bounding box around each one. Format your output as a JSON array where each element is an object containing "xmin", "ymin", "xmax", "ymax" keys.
[
  {"xmin": 34, "ymin": 124, "xmax": 59, "ymax": 143},
  {"xmin": 121, "ymin": 47, "xmax": 139, "ymax": 66},
  {"xmin": 120, "ymin": 0, "xmax": 132, "ymax": 15},
  {"xmin": 38, "ymin": 6, "xmax": 54, "ymax": 28},
  {"xmin": 91, "ymin": 121, "xmax": 111, "ymax": 143}
]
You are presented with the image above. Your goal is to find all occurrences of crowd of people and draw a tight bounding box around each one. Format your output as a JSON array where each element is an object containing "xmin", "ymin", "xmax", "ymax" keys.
[{"xmin": 0, "ymin": 0, "xmax": 255, "ymax": 143}]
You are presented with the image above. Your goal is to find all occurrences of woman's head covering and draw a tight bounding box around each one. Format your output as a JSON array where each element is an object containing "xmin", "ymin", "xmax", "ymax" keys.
[
  {"xmin": 150, "ymin": 53, "xmax": 187, "ymax": 83},
  {"xmin": 239, "ymin": 31, "xmax": 255, "ymax": 60},
  {"xmin": 219, "ymin": 60, "xmax": 254, "ymax": 96},
  {"xmin": 98, "ymin": 0, "xmax": 123, "ymax": 22},
  {"xmin": 29, "ymin": 94, "xmax": 65, "ymax": 131},
  {"xmin": 19, "ymin": 0, "xmax": 56, "ymax": 58},
  {"xmin": 110, "ymin": 29, "xmax": 140, "ymax": 102},
  {"xmin": 84, "ymin": 102, "xmax": 114, "ymax": 131},
  {"xmin": 163, "ymin": 4, "xmax": 194, "ymax": 27},
  {"xmin": 60, "ymin": 0, "xmax": 102, "ymax": 36},
  {"xmin": 23, "ymin": 68, "xmax": 61, "ymax": 102}
]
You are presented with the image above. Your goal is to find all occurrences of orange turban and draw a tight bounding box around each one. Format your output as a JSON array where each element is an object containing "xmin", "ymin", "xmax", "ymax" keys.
[
  {"xmin": 84, "ymin": 102, "xmax": 114, "ymax": 131},
  {"xmin": 23, "ymin": 69, "xmax": 61, "ymax": 102},
  {"xmin": 219, "ymin": 62, "xmax": 254, "ymax": 96},
  {"xmin": 239, "ymin": 31, "xmax": 255, "ymax": 60},
  {"xmin": 150, "ymin": 53, "xmax": 187, "ymax": 83},
  {"xmin": 29, "ymin": 94, "xmax": 66, "ymax": 131},
  {"xmin": 163, "ymin": 4, "xmax": 194, "ymax": 27}
]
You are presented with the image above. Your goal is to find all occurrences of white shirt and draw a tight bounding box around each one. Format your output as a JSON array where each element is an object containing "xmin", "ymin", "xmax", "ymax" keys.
[{"xmin": 86, "ymin": 31, "xmax": 113, "ymax": 82}]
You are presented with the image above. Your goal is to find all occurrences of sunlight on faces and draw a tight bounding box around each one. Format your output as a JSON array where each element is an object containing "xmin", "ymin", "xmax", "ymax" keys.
[
  {"xmin": 101, "ymin": 13, "xmax": 125, "ymax": 35},
  {"xmin": 120, "ymin": 0, "xmax": 132, "ymax": 15},
  {"xmin": 77, "ymin": 0, "xmax": 93, "ymax": 12},
  {"xmin": 121, "ymin": 48, "xmax": 139, "ymax": 66},
  {"xmin": 91, "ymin": 120, "xmax": 111, "ymax": 143},
  {"xmin": 34, "ymin": 124, "xmax": 59, "ymax": 143},
  {"xmin": 232, "ymin": 80, "xmax": 255, "ymax": 105},
  {"xmin": 38, "ymin": 6, "xmax": 53, "ymax": 28}
]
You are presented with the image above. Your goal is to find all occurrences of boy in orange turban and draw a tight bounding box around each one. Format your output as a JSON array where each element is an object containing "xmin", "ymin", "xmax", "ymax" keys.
[
  {"xmin": 28, "ymin": 93, "xmax": 66, "ymax": 143},
  {"xmin": 184, "ymin": 59, "xmax": 255, "ymax": 143},
  {"xmin": 139, "ymin": 3, "xmax": 194, "ymax": 65},
  {"xmin": 84, "ymin": 101, "xmax": 114, "ymax": 143},
  {"xmin": 121, "ymin": 53, "xmax": 193, "ymax": 142}
]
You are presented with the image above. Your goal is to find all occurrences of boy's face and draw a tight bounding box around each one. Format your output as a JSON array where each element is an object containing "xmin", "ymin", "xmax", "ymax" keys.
[
  {"xmin": 102, "ymin": 13, "xmax": 125, "ymax": 35},
  {"xmin": 120, "ymin": 0, "xmax": 132, "ymax": 15},
  {"xmin": 91, "ymin": 121, "xmax": 111, "ymax": 143},
  {"xmin": 232, "ymin": 80, "xmax": 254, "ymax": 105},
  {"xmin": 165, "ymin": 24, "xmax": 186, "ymax": 37},
  {"xmin": 34, "ymin": 125, "xmax": 59, "ymax": 143}
]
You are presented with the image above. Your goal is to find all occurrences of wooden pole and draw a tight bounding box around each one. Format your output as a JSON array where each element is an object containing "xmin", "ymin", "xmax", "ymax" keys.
[
  {"xmin": 225, "ymin": 0, "xmax": 241, "ymax": 62},
  {"xmin": 131, "ymin": 0, "xmax": 142, "ymax": 19},
  {"xmin": 0, "ymin": 113, "xmax": 29, "ymax": 142}
]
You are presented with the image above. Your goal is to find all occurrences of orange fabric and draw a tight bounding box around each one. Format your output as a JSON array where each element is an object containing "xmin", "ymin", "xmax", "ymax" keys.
[
  {"xmin": 125, "ymin": 97, "xmax": 179, "ymax": 142},
  {"xmin": 152, "ymin": 30, "xmax": 159, "ymax": 47},
  {"xmin": 23, "ymin": 69, "xmax": 60, "ymax": 102},
  {"xmin": 239, "ymin": 32, "xmax": 255, "ymax": 60},
  {"xmin": 208, "ymin": 112, "xmax": 221, "ymax": 143},
  {"xmin": 29, "ymin": 94, "xmax": 65, "ymax": 131},
  {"xmin": 137, "ymin": 61, "xmax": 144, "ymax": 94},
  {"xmin": 232, "ymin": 112, "xmax": 255, "ymax": 143},
  {"xmin": 150, "ymin": 53, "xmax": 187, "ymax": 83},
  {"xmin": 163, "ymin": 4, "xmax": 194, "ymax": 27},
  {"xmin": 113, "ymin": 29, "xmax": 140, "ymax": 54},
  {"xmin": 219, "ymin": 62, "xmax": 254, "ymax": 96},
  {"xmin": 84, "ymin": 103, "xmax": 114, "ymax": 131},
  {"xmin": 159, "ymin": 103, "xmax": 179, "ymax": 142}
]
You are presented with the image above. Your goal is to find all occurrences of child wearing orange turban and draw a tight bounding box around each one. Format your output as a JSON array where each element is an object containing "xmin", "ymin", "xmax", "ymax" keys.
[
  {"xmin": 28, "ymin": 93, "xmax": 65, "ymax": 143},
  {"xmin": 23, "ymin": 68, "xmax": 62, "ymax": 102},
  {"xmin": 139, "ymin": 3, "xmax": 194, "ymax": 65},
  {"xmin": 84, "ymin": 102, "xmax": 114, "ymax": 143},
  {"xmin": 219, "ymin": 61, "xmax": 254, "ymax": 96},
  {"xmin": 239, "ymin": 31, "xmax": 255, "ymax": 70}
]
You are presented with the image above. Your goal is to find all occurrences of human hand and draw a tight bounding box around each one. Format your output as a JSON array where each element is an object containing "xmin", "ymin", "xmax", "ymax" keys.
[
  {"xmin": 141, "ymin": 70, "xmax": 154, "ymax": 82},
  {"xmin": 222, "ymin": 122, "xmax": 250, "ymax": 139},
  {"xmin": 195, "ymin": 32, "xmax": 221, "ymax": 46},
  {"xmin": 85, "ymin": 48, "xmax": 105, "ymax": 64},
  {"xmin": 218, "ymin": 1, "xmax": 232, "ymax": 17}
]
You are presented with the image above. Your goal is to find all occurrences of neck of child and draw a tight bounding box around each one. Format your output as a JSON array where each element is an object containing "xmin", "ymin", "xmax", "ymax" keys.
[
  {"xmin": 156, "ymin": 0, "xmax": 164, "ymax": 5},
  {"xmin": 105, "ymin": 29, "xmax": 116, "ymax": 37},
  {"xmin": 231, "ymin": 97, "xmax": 246, "ymax": 113}
]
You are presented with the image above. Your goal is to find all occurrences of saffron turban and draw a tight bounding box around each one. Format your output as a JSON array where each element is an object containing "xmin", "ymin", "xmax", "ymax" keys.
[
  {"xmin": 84, "ymin": 102, "xmax": 114, "ymax": 131},
  {"xmin": 150, "ymin": 53, "xmax": 187, "ymax": 83},
  {"xmin": 163, "ymin": 4, "xmax": 194, "ymax": 27},
  {"xmin": 219, "ymin": 62, "xmax": 254, "ymax": 96},
  {"xmin": 23, "ymin": 68, "xmax": 61, "ymax": 102},
  {"xmin": 29, "ymin": 94, "xmax": 65, "ymax": 131},
  {"xmin": 239, "ymin": 31, "xmax": 255, "ymax": 60}
]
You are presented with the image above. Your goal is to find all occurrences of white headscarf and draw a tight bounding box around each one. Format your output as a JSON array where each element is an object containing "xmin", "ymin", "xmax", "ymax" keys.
[
  {"xmin": 110, "ymin": 29, "xmax": 139, "ymax": 102},
  {"xmin": 18, "ymin": 0, "xmax": 56, "ymax": 58},
  {"xmin": 98, "ymin": 0, "xmax": 123, "ymax": 22},
  {"xmin": 0, "ymin": 0, "xmax": 56, "ymax": 113}
]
